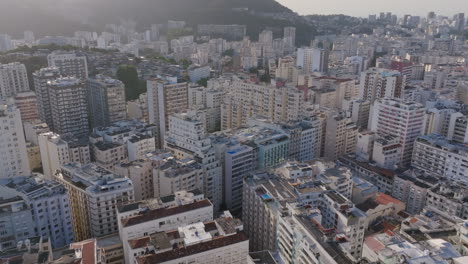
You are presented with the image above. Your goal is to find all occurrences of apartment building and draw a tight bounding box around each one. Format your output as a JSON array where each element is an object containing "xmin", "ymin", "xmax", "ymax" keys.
[
  {"xmin": 55, "ymin": 163, "xmax": 134, "ymax": 241},
  {"xmin": 0, "ymin": 62, "xmax": 30, "ymax": 98},
  {"xmin": 0, "ymin": 102, "xmax": 30, "ymax": 178},
  {"xmin": 39, "ymin": 132, "xmax": 90, "ymax": 180},
  {"xmin": 88, "ymin": 75, "xmax": 127, "ymax": 128}
]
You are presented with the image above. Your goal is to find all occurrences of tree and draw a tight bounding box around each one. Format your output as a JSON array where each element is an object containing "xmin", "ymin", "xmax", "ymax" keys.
[
  {"xmin": 222, "ymin": 49, "xmax": 234, "ymax": 57},
  {"xmin": 196, "ymin": 77, "xmax": 210, "ymax": 87},
  {"xmin": 116, "ymin": 65, "xmax": 146, "ymax": 101}
]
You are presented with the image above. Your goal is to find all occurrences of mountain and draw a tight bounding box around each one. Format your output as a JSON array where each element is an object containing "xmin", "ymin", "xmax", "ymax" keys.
[{"xmin": 0, "ymin": 0, "xmax": 315, "ymax": 45}]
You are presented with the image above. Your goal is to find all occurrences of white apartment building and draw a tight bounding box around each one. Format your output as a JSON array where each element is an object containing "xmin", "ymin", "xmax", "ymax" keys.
[
  {"xmin": 0, "ymin": 175, "xmax": 74, "ymax": 248},
  {"xmin": 221, "ymin": 78, "xmax": 304, "ymax": 130},
  {"xmin": 412, "ymin": 134, "xmax": 468, "ymax": 184},
  {"xmin": 324, "ymin": 112, "xmax": 358, "ymax": 160},
  {"xmin": 147, "ymin": 77, "xmax": 188, "ymax": 147},
  {"xmin": 372, "ymin": 135, "xmax": 402, "ymax": 169},
  {"xmin": 0, "ymin": 102, "xmax": 30, "ymax": 178},
  {"xmin": 391, "ymin": 174, "xmax": 430, "ymax": 215},
  {"xmin": 47, "ymin": 51, "xmax": 88, "ymax": 80},
  {"xmin": 92, "ymin": 141, "xmax": 128, "ymax": 172},
  {"xmin": 370, "ymin": 98, "xmax": 425, "ymax": 167},
  {"xmin": 132, "ymin": 217, "xmax": 249, "ymax": 264},
  {"xmin": 278, "ymin": 214, "xmax": 352, "ymax": 264},
  {"xmin": 448, "ymin": 113, "xmax": 468, "ymax": 144},
  {"xmin": 152, "ymin": 156, "xmax": 204, "ymax": 199},
  {"xmin": 296, "ymin": 47, "xmax": 329, "ymax": 73},
  {"xmin": 39, "ymin": 132, "xmax": 90, "ymax": 180},
  {"xmin": 224, "ymin": 144, "xmax": 256, "ymax": 214},
  {"xmin": 0, "ymin": 62, "xmax": 30, "ymax": 99},
  {"xmin": 117, "ymin": 196, "xmax": 213, "ymax": 264},
  {"xmin": 165, "ymin": 112, "xmax": 223, "ymax": 212},
  {"xmin": 55, "ymin": 163, "xmax": 134, "ymax": 241},
  {"xmin": 115, "ymin": 159, "xmax": 153, "ymax": 201},
  {"xmin": 126, "ymin": 134, "xmax": 155, "ymax": 161},
  {"xmin": 359, "ymin": 68, "xmax": 404, "ymax": 102}
]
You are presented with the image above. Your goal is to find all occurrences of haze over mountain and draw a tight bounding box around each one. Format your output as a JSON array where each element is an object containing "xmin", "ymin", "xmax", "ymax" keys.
[{"xmin": 0, "ymin": 0, "xmax": 314, "ymax": 44}]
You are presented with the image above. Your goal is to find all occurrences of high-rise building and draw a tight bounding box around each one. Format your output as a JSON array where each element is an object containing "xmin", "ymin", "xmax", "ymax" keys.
[
  {"xmin": 370, "ymin": 98, "xmax": 425, "ymax": 166},
  {"xmin": 48, "ymin": 77, "xmax": 89, "ymax": 136},
  {"xmin": 87, "ymin": 75, "xmax": 127, "ymax": 128},
  {"xmin": 33, "ymin": 67, "xmax": 61, "ymax": 127},
  {"xmin": 38, "ymin": 132, "xmax": 90, "ymax": 180},
  {"xmin": 324, "ymin": 112, "xmax": 358, "ymax": 160},
  {"xmin": 47, "ymin": 51, "xmax": 88, "ymax": 80},
  {"xmin": 164, "ymin": 112, "xmax": 223, "ymax": 212},
  {"xmin": 0, "ymin": 102, "xmax": 30, "ymax": 178},
  {"xmin": 55, "ymin": 163, "xmax": 134, "ymax": 241},
  {"xmin": 24, "ymin": 31, "xmax": 35, "ymax": 44},
  {"xmin": 0, "ymin": 186, "xmax": 35, "ymax": 250},
  {"xmin": 359, "ymin": 68, "xmax": 405, "ymax": 102},
  {"xmin": 147, "ymin": 77, "xmax": 188, "ymax": 147},
  {"xmin": 0, "ymin": 175, "xmax": 74, "ymax": 248},
  {"xmin": 259, "ymin": 30, "xmax": 273, "ymax": 47},
  {"xmin": 115, "ymin": 159, "xmax": 153, "ymax": 201},
  {"xmin": 296, "ymin": 47, "xmax": 329, "ymax": 73},
  {"xmin": 447, "ymin": 113, "xmax": 468, "ymax": 144},
  {"xmin": 0, "ymin": 34, "xmax": 13, "ymax": 52},
  {"xmin": 283, "ymin": 27, "xmax": 296, "ymax": 49},
  {"xmin": 453, "ymin": 13, "xmax": 465, "ymax": 32},
  {"xmin": 14, "ymin": 91, "xmax": 39, "ymax": 122},
  {"xmin": 0, "ymin": 62, "xmax": 30, "ymax": 98}
]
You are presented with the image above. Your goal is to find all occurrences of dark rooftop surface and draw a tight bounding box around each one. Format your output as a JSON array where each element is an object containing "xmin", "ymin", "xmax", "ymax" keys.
[
  {"xmin": 121, "ymin": 199, "xmax": 212, "ymax": 227},
  {"xmin": 136, "ymin": 232, "xmax": 248, "ymax": 264}
]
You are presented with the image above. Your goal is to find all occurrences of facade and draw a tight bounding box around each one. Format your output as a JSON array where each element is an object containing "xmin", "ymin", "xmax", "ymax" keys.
[
  {"xmin": 127, "ymin": 134, "xmax": 155, "ymax": 161},
  {"xmin": 370, "ymin": 98, "xmax": 425, "ymax": 167},
  {"xmin": 412, "ymin": 134, "xmax": 468, "ymax": 183},
  {"xmin": 372, "ymin": 135, "xmax": 402, "ymax": 169},
  {"xmin": 33, "ymin": 68, "xmax": 60, "ymax": 128},
  {"xmin": 88, "ymin": 75, "xmax": 127, "ymax": 128},
  {"xmin": 224, "ymin": 144, "xmax": 256, "ymax": 214},
  {"xmin": 92, "ymin": 141, "xmax": 128, "ymax": 172},
  {"xmin": 296, "ymin": 47, "xmax": 329, "ymax": 73},
  {"xmin": 0, "ymin": 186, "xmax": 35, "ymax": 250},
  {"xmin": 55, "ymin": 163, "xmax": 134, "ymax": 241},
  {"xmin": 47, "ymin": 51, "xmax": 88, "ymax": 80},
  {"xmin": 324, "ymin": 112, "xmax": 358, "ymax": 160},
  {"xmin": 221, "ymin": 77, "xmax": 304, "ymax": 130},
  {"xmin": 0, "ymin": 62, "xmax": 30, "ymax": 99},
  {"xmin": 0, "ymin": 102, "xmax": 30, "ymax": 178},
  {"xmin": 0, "ymin": 175, "xmax": 74, "ymax": 248},
  {"xmin": 115, "ymin": 159, "xmax": 153, "ymax": 201},
  {"xmin": 13, "ymin": 91, "xmax": 39, "ymax": 122},
  {"xmin": 38, "ymin": 132, "xmax": 90, "ymax": 180},
  {"xmin": 165, "ymin": 112, "xmax": 223, "ymax": 212},
  {"xmin": 152, "ymin": 155, "xmax": 204, "ymax": 199},
  {"xmin": 48, "ymin": 77, "xmax": 90, "ymax": 136},
  {"xmin": 448, "ymin": 113, "xmax": 468, "ymax": 144},
  {"xmin": 359, "ymin": 68, "xmax": 404, "ymax": 102},
  {"xmin": 33, "ymin": 67, "xmax": 61, "ymax": 128},
  {"xmin": 147, "ymin": 77, "xmax": 188, "ymax": 147}
]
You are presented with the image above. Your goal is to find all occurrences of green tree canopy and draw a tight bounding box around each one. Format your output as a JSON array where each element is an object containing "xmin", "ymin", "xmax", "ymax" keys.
[{"xmin": 116, "ymin": 65, "xmax": 146, "ymax": 101}]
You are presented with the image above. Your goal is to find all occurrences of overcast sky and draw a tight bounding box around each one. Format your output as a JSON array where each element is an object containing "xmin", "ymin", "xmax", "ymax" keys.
[{"xmin": 276, "ymin": 0, "xmax": 467, "ymax": 17}]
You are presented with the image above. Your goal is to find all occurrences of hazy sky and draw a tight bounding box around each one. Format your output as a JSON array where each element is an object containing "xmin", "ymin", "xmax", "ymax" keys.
[{"xmin": 276, "ymin": 0, "xmax": 467, "ymax": 17}]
